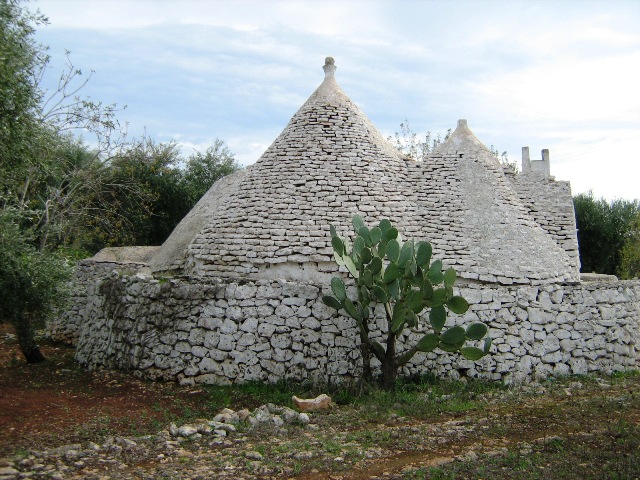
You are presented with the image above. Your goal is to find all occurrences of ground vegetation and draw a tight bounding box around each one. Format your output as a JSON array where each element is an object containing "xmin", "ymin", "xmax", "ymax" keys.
[{"xmin": 0, "ymin": 327, "xmax": 637, "ymax": 479}]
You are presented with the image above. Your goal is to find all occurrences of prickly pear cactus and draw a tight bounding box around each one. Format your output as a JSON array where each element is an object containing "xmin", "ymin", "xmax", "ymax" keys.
[{"xmin": 322, "ymin": 215, "xmax": 491, "ymax": 388}]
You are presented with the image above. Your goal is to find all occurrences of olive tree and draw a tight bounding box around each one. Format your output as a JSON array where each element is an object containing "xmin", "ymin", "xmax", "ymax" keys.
[
  {"xmin": 574, "ymin": 193, "xmax": 640, "ymax": 275},
  {"xmin": 0, "ymin": 210, "xmax": 71, "ymax": 362},
  {"xmin": 618, "ymin": 212, "xmax": 640, "ymax": 280}
]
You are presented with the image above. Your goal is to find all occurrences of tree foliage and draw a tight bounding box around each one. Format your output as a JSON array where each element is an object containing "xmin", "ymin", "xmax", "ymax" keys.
[
  {"xmin": 1, "ymin": 0, "xmax": 127, "ymax": 251},
  {"xmin": 387, "ymin": 119, "xmax": 451, "ymax": 160},
  {"xmin": 322, "ymin": 215, "xmax": 491, "ymax": 389},
  {"xmin": 388, "ymin": 119, "xmax": 513, "ymax": 171},
  {"xmin": 183, "ymin": 139, "xmax": 238, "ymax": 205},
  {"xmin": 573, "ymin": 193, "xmax": 640, "ymax": 276},
  {"xmin": 105, "ymin": 139, "xmax": 188, "ymax": 247},
  {"xmin": 1, "ymin": 0, "xmax": 240, "ymax": 254},
  {"xmin": 82, "ymin": 137, "xmax": 240, "ymax": 250},
  {"xmin": 0, "ymin": 0, "xmax": 239, "ymax": 361},
  {"xmin": 0, "ymin": 210, "xmax": 72, "ymax": 362},
  {"xmin": 0, "ymin": 0, "xmax": 47, "ymax": 174},
  {"xmin": 618, "ymin": 212, "xmax": 640, "ymax": 280}
]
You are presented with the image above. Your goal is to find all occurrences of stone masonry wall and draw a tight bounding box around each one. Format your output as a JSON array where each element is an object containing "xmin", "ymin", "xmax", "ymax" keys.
[
  {"xmin": 57, "ymin": 261, "xmax": 640, "ymax": 385},
  {"xmin": 509, "ymin": 175, "xmax": 581, "ymax": 273},
  {"xmin": 48, "ymin": 260, "xmax": 148, "ymax": 344}
]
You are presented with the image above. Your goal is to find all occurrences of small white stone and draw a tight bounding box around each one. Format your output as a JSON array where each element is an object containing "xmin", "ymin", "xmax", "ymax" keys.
[
  {"xmin": 298, "ymin": 413, "xmax": 311, "ymax": 425},
  {"xmin": 177, "ymin": 425, "xmax": 199, "ymax": 437}
]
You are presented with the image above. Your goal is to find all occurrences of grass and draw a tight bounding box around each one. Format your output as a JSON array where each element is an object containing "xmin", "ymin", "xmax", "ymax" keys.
[
  {"xmin": 182, "ymin": 373, "xmax": 507, "ymax": 425},
  {"xmin": 399, "ymin": 377, "xmax": 640, "ymax": 480},
  {"xmin": 405, "ymin": 420, "xmax": 640, "ymax": 479},
  {"xmin": 3, "ymin": 332, "xmax": 639, "ymax": 478},
  {"xmin": 201, "ymin": 378, "xmax": 317, "ymax": 410},
  {"xmin": 327, "ymin": 373, "xmax": 508, "ymax": 424}
]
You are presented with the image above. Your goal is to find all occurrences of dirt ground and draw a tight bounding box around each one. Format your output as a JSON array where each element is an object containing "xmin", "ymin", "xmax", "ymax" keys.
[
  {"xmin": 1, "ymin": 323, "xmax": 639, "ymax": 479},
  {"xmin": 0, "ymin": 324, "xmax": 217, "ymax": 455}
]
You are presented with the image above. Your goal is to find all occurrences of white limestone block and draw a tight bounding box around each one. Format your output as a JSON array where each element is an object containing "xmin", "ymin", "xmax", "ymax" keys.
[
  {"xmin": 257, "ymin": 323, "xmax": 276, "ymax": 337},
  {"xmin": 270, "ymin": 334, "xmax": 292, "ymax": 349},
  {"xmin": 220, "ymin": 318, "xmax": 239, "ymax": 335},
  {"xmin": 203, "ymin": 331, "xmax": 220, "ymax": 349},
  {"xmin": 542, "ymin": 351, "xmax": 563, "ymax": 364},
  {"xmin": 191, "ymin": 345, "xmax": 208, "ymax": 358},
  {"xmin": 542, "ymin": 335, "xmax": 560, "ymax": 353},
  {"xmin": 237, "ymin": 333, "xmax": 257, "ymax": 347},
  {"xmin": 199, "ymin": 357, "xmax": 221, "ymax": 374},
  {"xmin": 217, "ymin": 334, "xmax": 236, "ymax": 351},
  {"xmin": 560, "ymin": 339, "xmax": 575, "ymax": 352}
]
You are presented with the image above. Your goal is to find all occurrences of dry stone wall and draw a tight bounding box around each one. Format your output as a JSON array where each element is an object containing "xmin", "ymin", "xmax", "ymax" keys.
[
  {"xmin": 509, "ymin": 175, "xmax": 580, "ymax": 273},
  {"xmin": 58, "ymin": 261, "xmax": 639, "ymax": 385},
  {"xmin": 48, "ymin": 260, "xmax": 147, "ymax": 345}
]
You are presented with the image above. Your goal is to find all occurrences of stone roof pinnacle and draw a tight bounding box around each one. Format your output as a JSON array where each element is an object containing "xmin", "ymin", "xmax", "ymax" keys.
[
  {"xmin": 148, "ymin": 58, "xmax": 579, "ymax": 285},
  {"xmin": 323, "ymin": 57, "xmax": 336, "ymax": 78},
  {"xmin": 433, "ymin": 118, "xmax": 492, "ymax": 157}
]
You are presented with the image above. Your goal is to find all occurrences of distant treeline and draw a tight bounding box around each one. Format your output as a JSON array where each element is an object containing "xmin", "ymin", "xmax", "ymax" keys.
[{"xmin": 574, "ymin": 193, "xmax": 639, "ymax": 280}]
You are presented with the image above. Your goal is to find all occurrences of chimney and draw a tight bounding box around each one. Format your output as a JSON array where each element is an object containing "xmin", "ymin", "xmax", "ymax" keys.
[
  {"xmin": 541, "ymin": 149, "xmax": 550, "ymax": 177},
  {"xmin": 522, "ymin": 146, "xmax": 531, "ymax": 174}
]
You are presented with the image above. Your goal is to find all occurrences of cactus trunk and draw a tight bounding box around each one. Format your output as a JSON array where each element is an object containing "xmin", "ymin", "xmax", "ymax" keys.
[
  {"xmin": 381, "ymin": 356, "xmax": 397, "ymax": 390},
  {"xmin": 359, "ymin": 323, "xmax": 373, "ymax": 382},
  {"xmin": 382, "ymin": 327, "xmax": 398, "ymax": 389}
]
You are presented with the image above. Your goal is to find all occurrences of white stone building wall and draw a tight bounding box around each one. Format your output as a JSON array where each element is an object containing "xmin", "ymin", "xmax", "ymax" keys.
[
  {"xmin": 56, "ymin": 260, "xmax": 640, "ymax": 386},
  {"xmin": 509, "ymin": 175, "xmax": 581, "ymax": 273}
]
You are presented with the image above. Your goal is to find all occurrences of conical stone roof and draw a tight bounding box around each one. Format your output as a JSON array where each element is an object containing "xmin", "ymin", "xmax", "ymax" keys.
[
  {"xmin": 425, "ymin": 119, "xmax": 578, "ymax": 283},
  {"xmin": 150, "ymin": 58, "xmax": 579, "ymax": 285},
  {"xmin": 434, "ymin": 119, "xmax": 499, "ymax": 160}
]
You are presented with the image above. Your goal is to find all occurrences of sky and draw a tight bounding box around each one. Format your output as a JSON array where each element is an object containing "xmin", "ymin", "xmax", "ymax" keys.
[{"xmin": 33, "ymin": 0, "xmax": 640, "ymax": 200}]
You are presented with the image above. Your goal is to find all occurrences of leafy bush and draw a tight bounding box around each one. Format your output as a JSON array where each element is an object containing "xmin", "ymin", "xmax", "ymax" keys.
[
  {"xmin": 0, "ymin": 210, "xmax": 72, "ymax": 362},
  {"xmin": 618, "ymin": 213, "xmax": 640, "ymax": 279}
]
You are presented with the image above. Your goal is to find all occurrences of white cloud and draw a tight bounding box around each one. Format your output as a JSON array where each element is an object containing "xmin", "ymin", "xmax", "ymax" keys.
[
  {"xmin": 39, "ymin": 0, "xmax": 387, "ymax": 36},
  {"xmin": 34, "ymin": 0, "xmax": 640, "ymax": 200}
]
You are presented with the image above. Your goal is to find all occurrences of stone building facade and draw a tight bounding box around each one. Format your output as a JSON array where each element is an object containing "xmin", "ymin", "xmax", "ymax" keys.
[
  {"xmin": 51, "ymin": 264, "xmax": 639, "ymax": 385},
  {"xmin": 51, "ymin": 58, "xmax": 640, "ymax": 384}
]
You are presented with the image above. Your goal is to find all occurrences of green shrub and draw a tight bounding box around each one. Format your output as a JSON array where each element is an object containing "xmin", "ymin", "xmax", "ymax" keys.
[{"xmin": 0, "ymin": 210, "xmax": 72, "ymax": 362}]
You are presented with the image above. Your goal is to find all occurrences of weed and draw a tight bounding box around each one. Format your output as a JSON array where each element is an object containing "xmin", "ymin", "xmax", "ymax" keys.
[
  {"xmin": 3, "ymin": 337, "xmax": 638, "ymax": 480},
  {"xmin": 546, "ymin": 437, "xmax": 565, "ymax": 453},
  {"xmin": 201, "ymin": 378, "xmax": 313, "ymax": 410},
  {"xmin": 149, "ymin": 418, "xmax": 165, "ymax": 431},
  {"xmin": 431, "ymin": 467, "xmax": 457, "ymax": 480},
  {"xmin": 611, "ymin": 369, "xmax": 640, "ymax": 380},
  {"xmin": 345, "ymin": 428, "xmax": 392, "ymax": 448},
  {"xmin": 13, "ymin": 447, "xmax": 29, "ymax": 459},
  {"xmin": 324, "ymin": 439, "xmax": 343, "ymax": 455}
]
